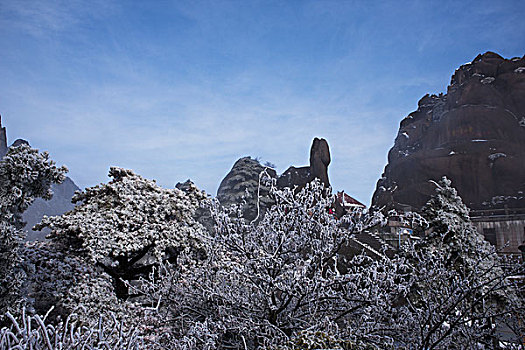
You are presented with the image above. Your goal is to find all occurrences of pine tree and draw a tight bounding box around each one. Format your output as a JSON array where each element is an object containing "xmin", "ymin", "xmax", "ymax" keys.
[
  {"xmin": 397, "ymin": 177, "xmax": 524, "ymax": 349},
  {"xmin": 420, "ymin": 176, "xmax": 496, "ymax": 275},
  {"xmin": 0, "ymin": 144, "xmax": 66, "ymax": 319}
]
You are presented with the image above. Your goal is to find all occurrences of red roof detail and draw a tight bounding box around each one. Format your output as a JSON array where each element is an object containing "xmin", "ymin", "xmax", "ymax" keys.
[{"xmin": 337, "ymin": 191, "xmax": 366, "ymax": 208}]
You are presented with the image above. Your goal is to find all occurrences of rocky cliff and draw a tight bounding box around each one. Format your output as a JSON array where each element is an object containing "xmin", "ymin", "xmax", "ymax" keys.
[
  {"xmin": 217, "ymin": 138, "xmax": 339, "ymax": 220},
  {"xmin": 216, "ymin": 157, "xmax": 277, "ymax": 221},
  {"xmin": 277, "ymin": 138, "xmax": 331, "ymax": 190},
  {"xmin": 372, "ymin": 52, "xmax": 525, "ymax": 212}
]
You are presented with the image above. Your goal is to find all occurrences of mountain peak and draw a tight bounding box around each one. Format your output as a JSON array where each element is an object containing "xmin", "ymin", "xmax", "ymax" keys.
[{"xmin": 373, "ymin": 52, "xmax": 525, "ymax": 212}]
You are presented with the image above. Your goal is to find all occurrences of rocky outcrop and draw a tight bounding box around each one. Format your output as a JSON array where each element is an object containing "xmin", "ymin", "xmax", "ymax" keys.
[
  {"xmin": 373, "ymin": 52, "xmax": 525, "ymax": 212},
  {"xmin": 309, "ymin": 137, "xmax": 331, "ymax": 187},
  {"xmin": 12, "ymin": 139, "xmax": 29, "ymax": 147},
  {"xmin": 217, "ymin": 157, "xmax": 277, "ymax": 221},
  {"xmin": 278, "ymin": 138, "xmax": 331, "ymax": 189},
  {"xmin": 0, "ymin": 116, "xmax": 7, "ymax": 158},
  {"xmin": 218, "ymin": 138, "xmax": 336, "ymax": 220}
]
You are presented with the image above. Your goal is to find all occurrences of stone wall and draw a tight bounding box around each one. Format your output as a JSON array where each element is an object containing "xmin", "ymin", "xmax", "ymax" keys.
[{"xmin": 472, "ymin": 217, "xmax": 525, "ymax": 255}]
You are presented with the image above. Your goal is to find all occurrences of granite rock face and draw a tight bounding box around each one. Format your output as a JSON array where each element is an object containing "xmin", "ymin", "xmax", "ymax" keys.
[
  {"xmin": 218, "ymin": 138, "xmax": 334, "ymax": 220},
  {"xmin": 217, "ymin": 157, "xmax": 277, "ymax": 221},
  {"xmin": 0, "ymin": 116, "xmax": 7, "ymax": 158},
  {"xmin": 278, "ymin": 138, "xmax": 331, "ymax": 189},
  {"xmin": 12, "ymin": 139, "xmax": 30, "ymax": 147},
  {"xmin": 309, "ymin": 137, "xmax": 331, "ymax": 187},
  {"xmin": 372, "ymin": 52, "xmax": 525, "ymax": 212}
]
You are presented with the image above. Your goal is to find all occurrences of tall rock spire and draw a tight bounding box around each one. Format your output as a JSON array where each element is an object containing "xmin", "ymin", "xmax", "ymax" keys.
[{"xmin": 0, "ymin": 115, "xmax": 7, "ymax": 158}]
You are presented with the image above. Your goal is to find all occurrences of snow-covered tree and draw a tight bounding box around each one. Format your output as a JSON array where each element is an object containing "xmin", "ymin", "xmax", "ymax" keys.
[
  {"xmin": 36, "ymin": 167, "xmax": 208, "ymax": 300},
  {"xmin": 134, "ymin": 179, "xmax": 412, "ymax": 349},
  {"xmin": 20, "ymin": 240, "xmax": 134, "ymax": 325},
  {"xmin": 0, "ymin": 144, "xmax": 66, "ymax": 320},
  {"xmin": 135, "ymin": 176, "xmax": 524, "ymax": 349},
  {"xmin": 394, "ymin": 243, "xmax": 524, "ymax": 349},
  {"xmin": 391, "ymin": 177, "xmax": 525, "ymax": 348},
  {"xmin": 5, "ymin": 164, "xmax": 521, "ymax": 349},
  {"xmin": 419, "ymin": 177, "xmax": 498, "ymax": 274}
]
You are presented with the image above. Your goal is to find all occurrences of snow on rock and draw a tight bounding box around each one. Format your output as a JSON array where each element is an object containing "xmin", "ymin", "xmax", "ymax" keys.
[
  {"xmin": 488, "ymin": 153, "xmax": 506, "ymax": 161},
  {"xmin": 480, "ymin": 77, "xmax": 495, "ymax": 84},
  {"xmin": 372, "ymin": 52, "xmax": 525, "ymax": 211}
]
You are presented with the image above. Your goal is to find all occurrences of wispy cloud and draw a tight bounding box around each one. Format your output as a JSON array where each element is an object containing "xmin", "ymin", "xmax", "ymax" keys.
[
  {"xmin": 1, "ymin": 0, "xmax": 524, "ymax": 205},
  {"xmin": 0, "ymin": 0, "xmax": 116, "ymax": 37}
]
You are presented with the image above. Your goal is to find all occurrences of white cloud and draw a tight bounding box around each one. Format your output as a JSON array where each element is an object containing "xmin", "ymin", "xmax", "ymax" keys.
[{"xmin": 0, "ymin": 0, "xmax": 116, "ymax": 37}]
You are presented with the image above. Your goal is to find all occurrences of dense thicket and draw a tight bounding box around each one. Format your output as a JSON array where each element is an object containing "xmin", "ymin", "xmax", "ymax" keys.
[{"xmin": 1, "ymin": 162, "xmax": 523, "ymax": 349}]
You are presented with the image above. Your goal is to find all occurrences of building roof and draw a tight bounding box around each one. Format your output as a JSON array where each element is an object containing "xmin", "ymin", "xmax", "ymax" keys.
[{"xmin": 337, "ymin": 191, "xmax": 366, "ymax": 208}]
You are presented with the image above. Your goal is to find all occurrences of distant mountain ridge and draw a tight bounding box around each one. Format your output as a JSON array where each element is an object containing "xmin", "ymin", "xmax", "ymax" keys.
[
  {"xmin": 372, "ymin": 52, "xmax": 525, "ymax": 212},
  {"xmin": 24, "ymin": 177, "xmax": 79, "ymax": 240}
]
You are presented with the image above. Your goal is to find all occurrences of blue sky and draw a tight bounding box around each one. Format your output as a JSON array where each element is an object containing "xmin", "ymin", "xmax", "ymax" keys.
[{"xmin": 0, "ymin": 0, "xmax": 524, "ymax": 204}]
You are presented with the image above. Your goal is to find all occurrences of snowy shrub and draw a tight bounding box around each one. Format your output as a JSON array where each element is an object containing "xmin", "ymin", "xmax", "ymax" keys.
[
  {"xmin": 36, "ymin": 167, "xmax": 208, "ymax": 300},
  {"xmin": 133, "ymin": 179, "xmax": 412, "ymax": 349},
  {"xmin": 0, "ymin": 144, "xmax": 66, "ymax": 321},
  {"xmin": 391, "ymin": 177, "xmax": 525, "ymax": 348},
  {"xmin": 23, "ymin": 240, "xmax": 143, "ymax": 329},
  {"xmin": 134, "ymin": 176, "xmax": 524, "ymax": 349},
  {"xmin": 0, "ymin": 308, "xmax": 145, "ymax": 349},
  {"xmin": 3, "ymin": 157, "xmax": 522, "ymax": 349}
]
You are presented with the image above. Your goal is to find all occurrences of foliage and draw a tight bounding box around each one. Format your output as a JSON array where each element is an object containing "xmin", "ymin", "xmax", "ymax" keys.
[
  {"xmin": 3, "ymin": 161, "xmax": 523, "ymax": 349},
  {"xmin": 419, "ymin": 177, "xmax": 498, "ymax": 275},
  {"xmin": 0, "ymin": 308, "xmax": 145, "ymax": 350},
  {"xmin": 393, "ymin": 177, "xmax": 525, "ymax": 348},
  {"xmin": 133, "ymin": 177, "xmax": 524, "ymax": 349},
  {"xmin": 36, "ymin": 167, "xmax": 208, "ymax": 300},
  {"xmin": 396, "ymin": 245, "xmax": 524, "ymax": 349},
  {"xmin": 0, "ymin": 144, "xmax": 66, "ymax": 320},
  {"xmin": 0, "ymin": 144, "xmax": 67, "ymax": 229},
  {"xmin": 134, "ymin": 179, "xmax": 412, "ymax": 349},
  {"xmin": 21, "ymin": 241, "xmax": 136, "ymax": 326}
]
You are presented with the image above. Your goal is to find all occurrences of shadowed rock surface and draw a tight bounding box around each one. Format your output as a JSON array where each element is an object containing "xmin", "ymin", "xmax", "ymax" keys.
[
  {"xmin": 373, "ymin": 52, "xmax": 525, "ymax": 212},
  {"xmin": 278, "ymin": 138, "xmax": 331, "ymax": 189},
  {"xmin": 0, "ymin": 117, "xmax": 7, "ymax": 158},
  {"xmin": 217, "ymin": 157, "xmax": 277, "ymax": 221},
  {"xmin": 12, "ymin": 139, "xmax": 30, "ymax": 147}
]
